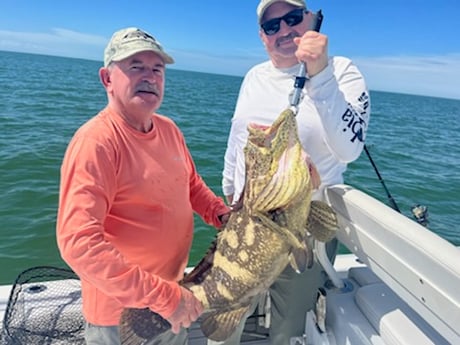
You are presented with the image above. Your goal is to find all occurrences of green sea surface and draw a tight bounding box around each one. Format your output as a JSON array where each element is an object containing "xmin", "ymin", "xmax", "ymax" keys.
[{"xmin": 0, "ymin": 50, "xmax": 459, "ymax": 285}]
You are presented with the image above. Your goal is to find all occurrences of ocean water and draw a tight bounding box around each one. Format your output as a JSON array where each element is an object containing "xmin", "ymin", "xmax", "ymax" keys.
[{"xmin": 0, "ymin": 50, "xmax": 459, "ymax": 285}]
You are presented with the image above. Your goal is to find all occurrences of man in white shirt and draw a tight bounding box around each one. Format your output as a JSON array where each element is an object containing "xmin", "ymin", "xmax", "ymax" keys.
[{"xmin": 215, "ymin": 0, "xmax": 370, "ymax": 344}]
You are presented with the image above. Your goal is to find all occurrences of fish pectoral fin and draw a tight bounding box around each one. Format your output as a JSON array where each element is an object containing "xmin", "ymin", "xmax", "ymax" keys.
[
  {"xmin": 257, "ymin": 211, "xmax": 312, "ymax": 271},
  {"xmin": 201, "ymin": 305, "xmax": 251, "ymax": 342},
  {"xmin": 307, "ymin": 200, "xmax": 338, "ymax": 242},
  {"xmin": 256, "ymin": 211, "xmax": 304, "ymax": 249},
  {"xmin": 289, "ymin": 236, "xmax": 314, "ymax": 273}
]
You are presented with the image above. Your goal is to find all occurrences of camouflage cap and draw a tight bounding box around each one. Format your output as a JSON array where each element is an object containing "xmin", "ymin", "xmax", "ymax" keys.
[
  {"xmin": 104, "ymin": 27, "xmax": 174, "ymax": 67},
  {"xmin": 257, "ymin": 0, "xmax": 306, "ymax": 24}
]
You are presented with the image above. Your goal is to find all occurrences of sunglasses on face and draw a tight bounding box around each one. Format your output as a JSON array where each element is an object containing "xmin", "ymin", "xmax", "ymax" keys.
[{"xmin": 261, "ymin": 8, "xmax": 306, "ymax": 36}]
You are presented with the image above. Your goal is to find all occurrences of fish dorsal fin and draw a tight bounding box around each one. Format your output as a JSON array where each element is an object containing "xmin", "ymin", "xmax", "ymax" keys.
[
  {"xmin": 200, "ymin": 305, "xmax": 251, "ymax": 341},
  {"xmin": 307, "ymin": 200, "xmax": 338, "ymax": 242},
  {"xmin": 182, "ymin": 239, "xmax": 217, "ymax": 285}
]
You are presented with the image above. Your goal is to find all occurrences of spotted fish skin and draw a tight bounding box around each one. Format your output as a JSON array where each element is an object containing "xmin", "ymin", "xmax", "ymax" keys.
[{"xmin": 119, "ymin": 109, "xmax": 338, "ymax": 344}]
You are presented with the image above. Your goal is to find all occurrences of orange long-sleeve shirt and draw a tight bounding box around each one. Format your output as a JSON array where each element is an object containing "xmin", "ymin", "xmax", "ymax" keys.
[{"xmin": 56, "ymin": 107, "xmax": 228, "ymax": 325}]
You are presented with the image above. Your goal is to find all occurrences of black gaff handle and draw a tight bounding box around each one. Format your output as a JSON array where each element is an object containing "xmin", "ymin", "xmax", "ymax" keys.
[{"xmin": 290, "ymin": 10, "xmax": 323, "ymax": 109}]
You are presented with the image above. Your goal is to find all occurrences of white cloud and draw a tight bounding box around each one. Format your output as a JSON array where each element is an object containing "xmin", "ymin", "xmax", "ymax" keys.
[
  {"xmin": 0, "ymin": 28, "xmax": 105, "ymax": 61},
  {"xmin": 49, "ymin": 28, "xmax": 107, "ymax": 45},
  {"xmin": 168, "ymin": 48, "xmax": 263, "ymax": 77},
  {"xmin": 353, "ymin": 54, "xmax": 460, "ymax": 100}
]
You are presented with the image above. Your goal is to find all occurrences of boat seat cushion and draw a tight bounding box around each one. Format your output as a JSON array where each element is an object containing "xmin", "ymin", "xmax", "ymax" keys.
[{"xmin": 355, "ymin": 283, "xmax": 449, "ymax": 345}]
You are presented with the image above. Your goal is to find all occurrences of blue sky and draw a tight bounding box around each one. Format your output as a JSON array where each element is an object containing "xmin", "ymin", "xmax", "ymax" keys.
[{"xmin": 1, "ymin": 0, "xmax": 459, "ymax": 100}]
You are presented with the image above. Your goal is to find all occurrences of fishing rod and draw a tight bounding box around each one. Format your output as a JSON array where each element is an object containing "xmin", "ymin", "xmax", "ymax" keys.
[
  {"xmin": 289, "ymin": 12, "xmax": 401, "ymax": 213},
  {"xmin": 289, "ymin": 11, "xmax": 428, "ymax": 226},
  {"xmin": 289, "ymin": 11, "xmax": 401, "ymax": 213},
  {"xmin": 363, "ymin": 144, "xmax": 401, "ymax": 213},
  {"xmin": 364, "ymin": 144, "xmax": 429, "ymax": 226}
]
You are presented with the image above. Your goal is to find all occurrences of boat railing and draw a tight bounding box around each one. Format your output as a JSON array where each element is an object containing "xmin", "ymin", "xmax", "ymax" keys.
[{"xmin": 324, "ymin": 184, "xmax": 460, "ymax": 344}]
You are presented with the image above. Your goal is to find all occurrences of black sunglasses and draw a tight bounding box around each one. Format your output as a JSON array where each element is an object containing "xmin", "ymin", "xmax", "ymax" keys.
[{"xmin": 261, "ymin": 8, "xmax": 306, "ymax": 36}]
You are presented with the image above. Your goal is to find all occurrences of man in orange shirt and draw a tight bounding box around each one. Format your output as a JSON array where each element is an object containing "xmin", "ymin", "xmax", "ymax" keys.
[{"xmin": 56, "ymin": 27, "xmax": 231, "ymax": 345}]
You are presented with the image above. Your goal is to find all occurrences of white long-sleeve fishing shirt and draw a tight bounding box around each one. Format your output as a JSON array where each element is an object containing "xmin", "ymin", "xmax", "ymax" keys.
[{"xmin": 222, "ymin": 56, "xmax": 370, "ymax": 202}]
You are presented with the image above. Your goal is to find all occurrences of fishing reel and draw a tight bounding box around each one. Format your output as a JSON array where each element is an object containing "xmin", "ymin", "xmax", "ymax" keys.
[{"xmin": 411, "ymin": 204, "xmax": 429, "ymax": 227}]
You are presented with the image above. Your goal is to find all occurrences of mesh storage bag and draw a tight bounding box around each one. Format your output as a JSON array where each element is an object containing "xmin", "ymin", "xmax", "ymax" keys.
[{"xmin": 1, "ymin": 266, "xmax": 85, "ymax": 344}]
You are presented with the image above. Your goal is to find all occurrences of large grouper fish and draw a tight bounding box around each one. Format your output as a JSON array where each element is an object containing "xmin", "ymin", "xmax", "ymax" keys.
[{"xmin": 119, "ymin": 108, "xmax": 338, "ymax": 343}]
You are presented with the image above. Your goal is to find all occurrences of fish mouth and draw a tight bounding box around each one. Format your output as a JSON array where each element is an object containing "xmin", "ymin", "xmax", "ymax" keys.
[{"xmin": 245, "ymin": 109, "xmax": 310, "ymax": 212}]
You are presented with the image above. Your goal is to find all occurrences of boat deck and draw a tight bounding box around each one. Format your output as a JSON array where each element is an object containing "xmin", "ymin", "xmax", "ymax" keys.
[{"xmin": 0, "ymin": 255, "xmax": 360, "ymax": 345}]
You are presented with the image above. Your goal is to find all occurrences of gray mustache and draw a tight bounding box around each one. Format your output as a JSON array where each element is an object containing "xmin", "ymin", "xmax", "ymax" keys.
[{"xmin": 136, "ymin": 83, "xmax": 159, "ymax": 94}]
